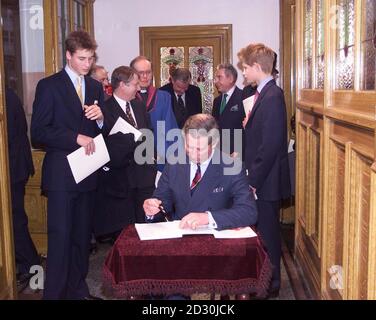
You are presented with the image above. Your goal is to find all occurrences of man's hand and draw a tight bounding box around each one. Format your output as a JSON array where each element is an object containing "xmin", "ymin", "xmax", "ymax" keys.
[
  {"xmin": 77, "ymin": 134, "xmax": 95, "ymax": 155},
  {"xmin": 179, "ymin": 212, "xmax": 209, "ymax": 230},
  {"xmin": 84, "ymin": 103, "xmax": 103, "ymax": 121},
  {"xmin": 230, "ymin": 152, "xmax": 239, "ymax": 158},
  {"xmin": 143, "ymin": 198, "xmax": 162, "ymax": 216}
]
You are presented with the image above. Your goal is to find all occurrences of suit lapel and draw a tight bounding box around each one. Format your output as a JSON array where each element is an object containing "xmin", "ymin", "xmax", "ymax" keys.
[
  {"xmin": 131, "ymin": 99, "xmax": 146, "ymax": 129},
  {"xmin": 59, "ymin": 70, "xmax": 83, "ymax": 117},
  {"xmin": 248, "ymin": 79, "xmax": 275, "ymax": 121},
  {"xmin": 84, "ymin": 76, "xmax": 94, "ymax": 105},
  {"xmin": 223, "ymin": 89, "xmax": 237, "ymax": 114},
  {"xmin": 180, "ymin": 160, "xmax": 192, "ymax": 201}
]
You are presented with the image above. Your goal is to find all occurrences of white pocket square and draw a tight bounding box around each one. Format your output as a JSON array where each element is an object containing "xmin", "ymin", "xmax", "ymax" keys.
[
  {"xmin": 213, "ymin": 187, "xmax": 224, "ymax": 193},
  {"xmin": 230, "ymin": 104, "xmax": 239, "ymax": 111}
]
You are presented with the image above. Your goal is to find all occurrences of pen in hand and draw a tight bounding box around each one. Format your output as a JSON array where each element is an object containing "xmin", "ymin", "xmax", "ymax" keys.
[{"xmin": 158, "ymin": 204, "xmax": 169, "ymax": 222}]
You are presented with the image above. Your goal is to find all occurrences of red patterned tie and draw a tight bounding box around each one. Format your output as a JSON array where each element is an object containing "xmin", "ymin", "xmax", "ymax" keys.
[{"xmin": 190, "ymin": 163, "xmax": 201, "ymax": 193}]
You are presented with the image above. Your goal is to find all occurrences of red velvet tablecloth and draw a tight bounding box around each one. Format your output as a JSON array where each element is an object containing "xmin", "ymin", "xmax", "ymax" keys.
[{"xmin": 103, "ymin": 225, "xmax": 272, "ymax": 298}]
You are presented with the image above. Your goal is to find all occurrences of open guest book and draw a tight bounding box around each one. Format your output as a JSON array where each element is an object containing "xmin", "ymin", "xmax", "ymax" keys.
[{"xmin": 135, "ymin": 220, "xmax": 257, "ymax": 241}]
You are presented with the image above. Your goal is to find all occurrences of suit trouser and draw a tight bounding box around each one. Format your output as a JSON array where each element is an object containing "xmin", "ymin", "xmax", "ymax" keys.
[
  {"xmin": 256, "ymin": 200, "xmax": 281, "ymax": 290},
  {"xmin": 130, "ymin": 186, "xmax": 155, "ymax": 223},
  {"xmin": 43, "ymin": 190, "xmax": 94, "ymax": 300},
  {"xmin": 11, "ymin": 180, "xmax": 40, "ymax": 274}
]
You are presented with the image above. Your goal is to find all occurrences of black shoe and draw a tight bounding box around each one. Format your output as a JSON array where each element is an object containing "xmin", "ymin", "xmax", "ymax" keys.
[
  {"xmin": 84, "ymin": 294, "xmax": 103, "ymax": 300},
  {"xmin": 16, "ymin": 273, "xmax": 32, "ymax": 292}
]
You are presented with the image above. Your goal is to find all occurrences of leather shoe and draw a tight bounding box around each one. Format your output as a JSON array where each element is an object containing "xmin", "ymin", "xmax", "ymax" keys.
[
  {"xmin": 16, "ymin": 273, "xmax": 32, "ymax": 291},
  {"xmin": 84, "ymin": 294, "xmax": 103, "ymax": 300}
]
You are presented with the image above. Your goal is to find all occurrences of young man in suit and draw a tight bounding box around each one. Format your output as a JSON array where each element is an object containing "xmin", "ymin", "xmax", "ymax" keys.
[
  {"xmin": 31, "ymin": 31, "xmax": 104, "ymax": 300},
  {"xmin": 159, "ymin": 68, "xmax": 202, "ymax": 129},
  {"xmin": 239, "ymin": 43, "xmax": 291, "ymax": 298},
  {"xmin": 6, "ymin": 88, "xmax": 40, "ymax": 287},
  {"xmin": 212, "ymin": 63, "xmax": 245, "ymax": 158},
  {"xmin": 143, "ymin": 114, "xmax": 258, "ymax": 230},
  {"xmin": 130, "ymin": 56, "xmax": 178, "ymax": 172},
  {"xmin": 94, "ymin": 66, "xmax": 156, "ymax": 235}
]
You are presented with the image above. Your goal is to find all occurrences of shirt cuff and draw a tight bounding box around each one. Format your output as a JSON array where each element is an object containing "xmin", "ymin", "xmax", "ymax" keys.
[
  {"xmin": 206, "ymin": 211, "xmax": 217, "ymax": 229},
  {"xmin": 96, "ymin": 119, "xmax": 104, "ymax": 129},
  {"xmin": 145, "ymin": 215, "xmax": 154, "ymax": 222}
]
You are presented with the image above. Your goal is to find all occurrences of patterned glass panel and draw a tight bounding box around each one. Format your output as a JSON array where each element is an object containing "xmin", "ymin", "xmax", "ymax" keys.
[
  {"xmin": 361, "ymin": 0, "xmax": 376, "ymax": 90},
  {"xmin": 304, "ymin": 0, "xmax": 313, "ymax": 88},
  {"xmin": 336, "ymin": 0, "xmax": 355, "ymax": 89},
  {"xmin": 316, "ymin": 0, "xmax": 325, "ymax": 89},
  {"xmin": 160, "ymin": 47, "xmax": 184, "ymax": 86},
  {"xmin": 337, "ymin": 45, "xmax": 355, "ymax": 89},
  {"xmin": 189, "ymin": 47, "xmax": 213, "ymax": 113}
]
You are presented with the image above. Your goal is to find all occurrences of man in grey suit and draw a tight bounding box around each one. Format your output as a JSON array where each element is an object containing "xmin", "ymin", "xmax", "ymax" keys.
[{"xmin": 143, "ymin": 114, "xmax": 257, "ymax": 230}]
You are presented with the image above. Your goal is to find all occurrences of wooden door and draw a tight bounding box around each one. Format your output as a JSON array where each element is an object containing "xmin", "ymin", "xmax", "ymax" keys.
[
  {"xmin": 0, "ymin": 2, "xmax": 17, "ymax": 300},
  {"xmin": 140, "ymin": 24, "xmax": 232, "ymax": 113}
]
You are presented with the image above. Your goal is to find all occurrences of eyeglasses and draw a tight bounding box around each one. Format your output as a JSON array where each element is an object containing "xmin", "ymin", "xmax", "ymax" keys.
[{"xmin": 137, "ymin": 70, "xmax": 152, "ymax": 76}]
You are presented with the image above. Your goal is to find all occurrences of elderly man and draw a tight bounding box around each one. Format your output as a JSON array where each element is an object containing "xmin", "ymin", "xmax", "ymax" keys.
[
  {"xmin": 130, "ymin": 56, "xmax": 178, "ymax": 171},
  {"xmin": 91, "ymin": 64, "xmax": 112, "ymax": 100},
  {"xmin": 212, "ymin": 63, "xmax": 245, "ymax": 158},
  {"xmin": 159, "ymin": 68, "xmax": 202, "ymax": 129},
  {"xmin": 143, "ymin": 114, "xmax": 257, "ymax": 230}
]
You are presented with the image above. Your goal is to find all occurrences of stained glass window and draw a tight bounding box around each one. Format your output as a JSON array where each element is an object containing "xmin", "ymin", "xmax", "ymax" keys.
[
  {"xmin": 304, "ymin": 0, "xmax": 313, "ymax": 89},
  {"xmin": 160, "ymin": 47, "xmax": 184, "ymax": 86},
  {"xmin": 189, "ymin": 47, "xmax": 213, "ymax": 113},
  {"xmin": 336, "ymin": 0, "xmax": 355, "ymax": 90},
  {"xmin": 360, "ymin": 0, "xmax": 376, "ymax": 90},
  {"xmin": 315, "ymin": 0, "xmax": 325, "ymax": 89}
]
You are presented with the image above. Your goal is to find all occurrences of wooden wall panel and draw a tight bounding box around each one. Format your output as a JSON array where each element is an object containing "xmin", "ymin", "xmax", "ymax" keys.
[
  {"xmin": 294, "ymin": 0, "xmax": 376, "ymax": 300},
  {"xmin": 25, "ymin": 151, "xmax": 47, "ymax": 255}
]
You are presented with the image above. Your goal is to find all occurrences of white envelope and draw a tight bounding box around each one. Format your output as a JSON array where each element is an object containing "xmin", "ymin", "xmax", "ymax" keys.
[
  {"xmin": 109, "ymin": 117, "xmax": 142, "ymax": 141},
  {"xmin": 242, "ymin": 95, "xmax": 255, "ymax": 115},
  {"xmin": 67, "ymin": 134, "xmax": 110, "ymax": 184}
]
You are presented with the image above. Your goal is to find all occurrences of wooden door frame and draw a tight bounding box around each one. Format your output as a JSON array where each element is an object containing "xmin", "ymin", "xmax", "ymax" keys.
[
  {"xmin": 139, "ymin": 24, "xmax": 232, "ymax": 86},
  {"xmin": 0, "ymin": 2, "xmax": 17, "ymax": 300}
]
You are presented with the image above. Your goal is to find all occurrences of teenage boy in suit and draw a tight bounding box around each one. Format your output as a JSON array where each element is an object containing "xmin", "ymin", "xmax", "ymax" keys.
[
  {"xmin": 31, "ymin": 31, "xmax": 104, "ymax": 300},
  {"xmin": 239, "ymin": 43, "xmax": 291, "ymax": 298}
]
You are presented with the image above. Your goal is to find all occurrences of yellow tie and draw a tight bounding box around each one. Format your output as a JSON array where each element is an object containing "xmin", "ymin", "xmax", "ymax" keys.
[{"xmin": 76, "ymin": 76, "xmax": 83, "ymax": 105}]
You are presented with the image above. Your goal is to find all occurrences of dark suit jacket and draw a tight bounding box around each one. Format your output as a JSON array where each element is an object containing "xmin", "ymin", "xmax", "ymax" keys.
[
  {"xmin": 6, "ymin": 88, "xmax": 34, "ymax": 184},
  {"xmin": 212, "ymin": 86, "xmax": 245, "ymax": 155},
  {"xmin": 31, "ymin": 69, "xmax": 104, "ymax": 192},
  {"xmin": 244, "ymin": 79, "xmax": 291, "ymax": 201},
  {"xmin": 102, "ymin": 96, "xmax": 156, "ymax": 192},
  {"xmin": 159, "ymin": 82, "xmax": 202, "ymax": 128},
  {"xmin": 153, "ymin": 150, "xmax": 258, "ymax": 230}
]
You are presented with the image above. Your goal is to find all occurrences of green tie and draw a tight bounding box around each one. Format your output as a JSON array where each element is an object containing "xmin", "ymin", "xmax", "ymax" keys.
[{"xmin": 219, "ymin": 93, "xmax": 228, "ymax": 114}]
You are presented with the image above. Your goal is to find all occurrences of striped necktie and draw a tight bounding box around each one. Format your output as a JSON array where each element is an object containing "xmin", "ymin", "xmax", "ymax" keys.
[
  {"xmin": 126, "ymin": 102, "xmax": 137, "ymax": 128},
  {"xmin": 190, "ymin": 163, "xmax": 201, "ymax": 194}
]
